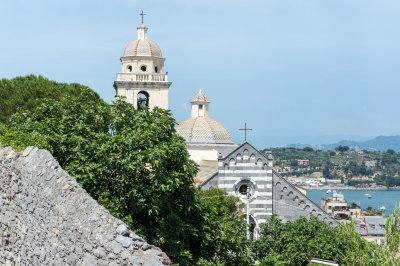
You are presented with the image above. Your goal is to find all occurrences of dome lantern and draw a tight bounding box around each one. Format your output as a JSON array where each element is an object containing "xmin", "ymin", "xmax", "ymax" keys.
[
  {"xmin": 191, "ymin": 89, "xmax": 210, "ymax": 118},
  {"xmin": 176, "ymin": 91, "xmax": 237, "ymax": 163},
  {"xmin": 137, "ymin": 24, "xmax": 148, "ymax": 40}
]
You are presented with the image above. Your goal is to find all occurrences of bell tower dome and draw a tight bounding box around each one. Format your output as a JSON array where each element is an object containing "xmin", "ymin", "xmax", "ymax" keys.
[{"xmin": 113, "ymin": 15, "xmax": 171, "ymax": 110}]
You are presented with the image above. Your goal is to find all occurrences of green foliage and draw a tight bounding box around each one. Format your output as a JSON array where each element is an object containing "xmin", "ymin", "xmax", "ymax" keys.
[
  {"xmin": 2, "ymin": 84, "xmax": 250, "ymax": 264},
  {"xmin": 252, "ymin": 215, "xmax": 345, "ymax": 265},
  {"xmin": 303, "ymin": 146, "xmax": 314, "ymax": 152},
  {"xmin": 197, "ymin": 188, "xmax": 253, "ymax": 265},
  {"xmin": 252, "ymin": 213, "xmax": 400, "ymax": 266},
  {"xmin": 0, "ymin": 122, "xmax": 51, "ymax": 151},
  {"xmin": 0, "ymin": 75, "xmax": 85, "ymax": 124},
  {"xmin": 346, "ymin": 179, "xmax": 371, "ymax": 187},
  {"xmin": 385, "ymin": 205, "xmax": 400, "ymax": 254},
  {"xmin": 362, "ymin": 207, "xmax": 383, "ymax": 216},
  {"xmin": 335, "ymin": 145, "xmax": 350, "ymax": 152},
  {"xmin": 387, "ymin": 149, "xmax": 396, "ymax": 155}
]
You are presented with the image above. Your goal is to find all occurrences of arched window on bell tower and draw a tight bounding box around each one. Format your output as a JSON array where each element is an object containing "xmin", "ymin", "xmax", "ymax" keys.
[
  {"xmin": 137, "ymin": 91, "xmax": 149, "ymax": 109},
  {"xmin": 114, "ymin": 17, "xmax": 172, "ymax": 110}
]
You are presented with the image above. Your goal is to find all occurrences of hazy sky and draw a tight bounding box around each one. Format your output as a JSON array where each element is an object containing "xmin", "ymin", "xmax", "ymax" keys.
[{"xmin": 1, "ymin": 0, "xmax": 399, "ymax": 148}]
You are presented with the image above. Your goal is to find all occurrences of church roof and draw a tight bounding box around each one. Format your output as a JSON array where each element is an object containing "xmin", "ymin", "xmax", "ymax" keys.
[
  {"xmin": 123, "ymin": 39, "xmax": 162, "ymax": 57},
  {"xmin": 191, "ymin": 90, "xmax": 210, "ymax": 103},
  {"xmin": 176, "ymin": 117, "xmax": 233, "ymax": 144}
]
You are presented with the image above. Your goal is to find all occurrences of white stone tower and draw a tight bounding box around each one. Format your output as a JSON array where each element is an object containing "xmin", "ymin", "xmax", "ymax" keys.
[{"xmin": 113, "ymin": 21, "xmax": 171, "ymax": 110}]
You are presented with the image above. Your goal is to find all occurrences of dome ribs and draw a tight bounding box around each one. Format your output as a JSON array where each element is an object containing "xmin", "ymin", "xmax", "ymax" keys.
[
  {"xmin": 204, "ymin": 117, "xmax": 216, "ymax": 136},
  {"xmin": 190, "ymin": 117, "xmax": 198, "ymax": 134},
  {"xmin": 145, "ymin": 40, "xmax": 153, "ymax": 56},
  {"xmin": 123, "ymin": 40, "xmax": 135, "ymax": 57},
  {"xmin": 134, "ymin": 40, "xmax": 140, "ymax": 56}
]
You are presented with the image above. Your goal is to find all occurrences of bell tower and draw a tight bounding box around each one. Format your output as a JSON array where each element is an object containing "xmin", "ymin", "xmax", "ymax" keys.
[{"xmin": 113, "ymin": 14, "xmax": 171, "ymax": 110}]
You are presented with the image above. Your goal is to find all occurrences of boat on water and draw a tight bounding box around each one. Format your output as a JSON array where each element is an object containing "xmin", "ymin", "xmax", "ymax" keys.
[
  {"xmin": 365, "ymin": 193, "xmax": 372, "ymax": 199},
  {"xmin": 326, "ymin": 189, "xmax": 331, "ymax": 194}
]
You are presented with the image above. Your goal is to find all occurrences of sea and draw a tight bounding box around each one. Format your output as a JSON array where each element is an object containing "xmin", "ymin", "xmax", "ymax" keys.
[{"xmin": 307, "ymin": 189, "xmax": 400, "ymax": 215}]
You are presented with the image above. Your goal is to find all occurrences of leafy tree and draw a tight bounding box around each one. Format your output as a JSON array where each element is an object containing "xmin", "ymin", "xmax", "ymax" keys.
[
  {"xmin": 0, "ymin": 75, "xmax": 85, "ymax": 123},
  {"xmin": 253, "ymin": 213, "xmax": 400, "ymax": 266},
  {"xmin": 323, "ymin": 165, "xmax": 332, "ymax": 179},
  {"xmin": 252, "ymin": 215, "xmax": 345, "ymax": 265},
  {"xmin": 2, "ymin": 86, "xmax": 250, "ymax": 264},
  {"xmin": 303, "ymin": 147, "xmax": 314, "ymax": 152},
  {"xmin": 197, "ymin": 188, "xmax": 253, "ymax": 265},
  {"xmin": 387, "ymin": 149, "xmax": 396, "ymax": 155},
  {"xmin": 0, "ymin": 122, "xmax": 51, "ymax": 151},
  {"xmin": 335, "ymin": 145, "xmax": 350, "ymax": 152}
]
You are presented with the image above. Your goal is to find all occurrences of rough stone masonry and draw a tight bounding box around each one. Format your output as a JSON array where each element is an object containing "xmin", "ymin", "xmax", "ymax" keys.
[{"xmin": 0, "ymin": 145, "xmax": 170, "ymax": 265}]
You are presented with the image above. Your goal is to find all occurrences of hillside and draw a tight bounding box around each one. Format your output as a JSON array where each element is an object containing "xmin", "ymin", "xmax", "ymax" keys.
[
  {"xmin": 288, "ymin": 135, "xmax": 400, "ymax": 152},
  {"xmin": 262, "ymin": 147, "xmax": 400, "ymax": 188}
]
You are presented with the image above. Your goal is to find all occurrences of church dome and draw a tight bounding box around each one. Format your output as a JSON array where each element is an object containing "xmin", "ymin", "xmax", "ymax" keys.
[
  {"xmin": 176, "ymin": 117, "xmax": 233, "ymax": 144},
  {"xmin": 123, "ymin": 39, "xmax": 162, "ymax": 57},
  {"xmin": 122, "ymin": 24, "xmax": 162, "ymax": 58},
  {"xmin": 176, "ymin": 90, "xmax": 234, "ymax": 145}
]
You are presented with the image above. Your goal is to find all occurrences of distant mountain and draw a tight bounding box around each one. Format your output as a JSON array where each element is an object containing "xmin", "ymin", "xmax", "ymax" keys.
[
  {"xmin": 288, "ymin": 135, "xmax": 400, "ymax": 152},
  {"xmin": 246, "ymin": 134, "xmax": 372, "ymax": 149}
]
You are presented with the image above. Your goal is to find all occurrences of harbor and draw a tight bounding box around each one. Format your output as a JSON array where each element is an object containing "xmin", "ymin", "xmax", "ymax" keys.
[{"xmin": 308, "ymin": 189, "xmax": 400, "ymax": 216}]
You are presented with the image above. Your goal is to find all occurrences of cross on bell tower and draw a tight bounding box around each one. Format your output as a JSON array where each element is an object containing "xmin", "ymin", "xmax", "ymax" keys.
[
  {"xmin": 113, "ymin": 10, "xmax": 172, "ymax": 111},
  {"xmin": 239, "ymin": 123, "xmax": 252, "ymax": 142},
  {"xmin": 139, "ymin": 10, "xmax": 146, "ymax": 24}
]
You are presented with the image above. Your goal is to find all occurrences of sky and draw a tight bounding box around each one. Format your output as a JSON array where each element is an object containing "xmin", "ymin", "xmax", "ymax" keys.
[{"xmin": 1, "ymin": 0, "xmax": 399, "ymax": 148}]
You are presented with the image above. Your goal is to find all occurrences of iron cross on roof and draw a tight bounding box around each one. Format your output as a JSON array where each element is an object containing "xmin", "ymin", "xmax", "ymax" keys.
[
  {"xmin": 239, "ymin": 123, "xmax": 252, "ymax": 142},
  {"xmin": 139, "ymin": 10, "xmax": 146, "ymax": 24}
]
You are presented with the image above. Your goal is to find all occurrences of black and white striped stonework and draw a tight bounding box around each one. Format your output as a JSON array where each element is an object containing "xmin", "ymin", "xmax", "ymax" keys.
[
  {"xmin": 201, "ymin": 142, "xmax": 338, "ymax": 238},
  {"xmin": 202, "ymin": 142, "xmax": 274, "ymax": 230}
]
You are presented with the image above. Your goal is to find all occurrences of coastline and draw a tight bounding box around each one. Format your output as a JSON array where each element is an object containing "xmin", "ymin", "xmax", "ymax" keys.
[{"xmin": 303, "ymin": 186, "xmax": 400, "ymax": 191}]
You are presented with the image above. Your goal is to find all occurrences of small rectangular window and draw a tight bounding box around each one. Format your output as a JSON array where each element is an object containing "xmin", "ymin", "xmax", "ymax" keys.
[{"xmin": 199, "ymin": 104, "xmax": 203, "ymax": 110}]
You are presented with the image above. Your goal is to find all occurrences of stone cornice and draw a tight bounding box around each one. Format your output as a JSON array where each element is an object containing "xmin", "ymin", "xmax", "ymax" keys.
[
  {"xmin": 113, "ymin": 81, "xmax": 172, "ymax": 90},
  {"xmin": 120, "ymin": 56, "xmax": 166, "ymax": 62}
]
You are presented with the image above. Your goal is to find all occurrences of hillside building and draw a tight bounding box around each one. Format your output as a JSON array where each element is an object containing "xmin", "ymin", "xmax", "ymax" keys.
[
  {"xmin": 321, "ymin": 191, "xmax": 348, "ymax": 218},
  {"xmin": 297, "ymin": 159, "xmax": 310, "ymax": 166}
]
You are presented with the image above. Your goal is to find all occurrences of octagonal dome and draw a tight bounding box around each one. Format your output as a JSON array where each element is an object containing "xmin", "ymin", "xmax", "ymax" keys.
[
  {"xmin": 176, "ymin": 116, "xmax": 233, "ymax": 144},
  {"xmin": 123, "ymin": 39, "xmax": 162, "ymax": 57},
  {"xmin": 122, "ymin": 24, "xmax": 163, "ymax": 58}
]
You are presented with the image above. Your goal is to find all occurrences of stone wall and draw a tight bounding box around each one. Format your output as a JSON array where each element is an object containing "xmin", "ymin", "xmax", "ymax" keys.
[{"xmin": 0, "ymin": 145, "xmax": 170, "ymax": 265}]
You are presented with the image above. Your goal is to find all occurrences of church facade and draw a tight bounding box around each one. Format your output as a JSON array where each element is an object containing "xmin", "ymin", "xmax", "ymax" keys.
[
  {"xmin": 113, "ymin": 19, "xmax": 338, "ymax": 238},
  {"xmin": 201, "ymin": 142, "xmax": 338, "ymax": 238}
]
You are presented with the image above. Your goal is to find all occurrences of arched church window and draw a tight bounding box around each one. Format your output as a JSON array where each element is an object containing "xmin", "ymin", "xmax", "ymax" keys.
[
  {"xmin": 249, "ymin": 221, "xmax": 255, "ymax": 240},
  {"xmin": 140, "ymin": 65, "xmax": 147, "ymax": 72},
  {"xmin": 155, "ymin": 66, "xmax": 158, "ymax": 73},
  {"xmin": 239, "ymin": 184, "xmax": 248, "ymax": 195},
  {"xmin": 127, "ymin": 65, "xmax": 132, "ymax": 72},
  {"xmin": 137, "ymin": 91, "xmax": 149, "ymax": 109},
  {"xmin": 241, "ymin": 215, "xmax": 256, "ymax": 240}
]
